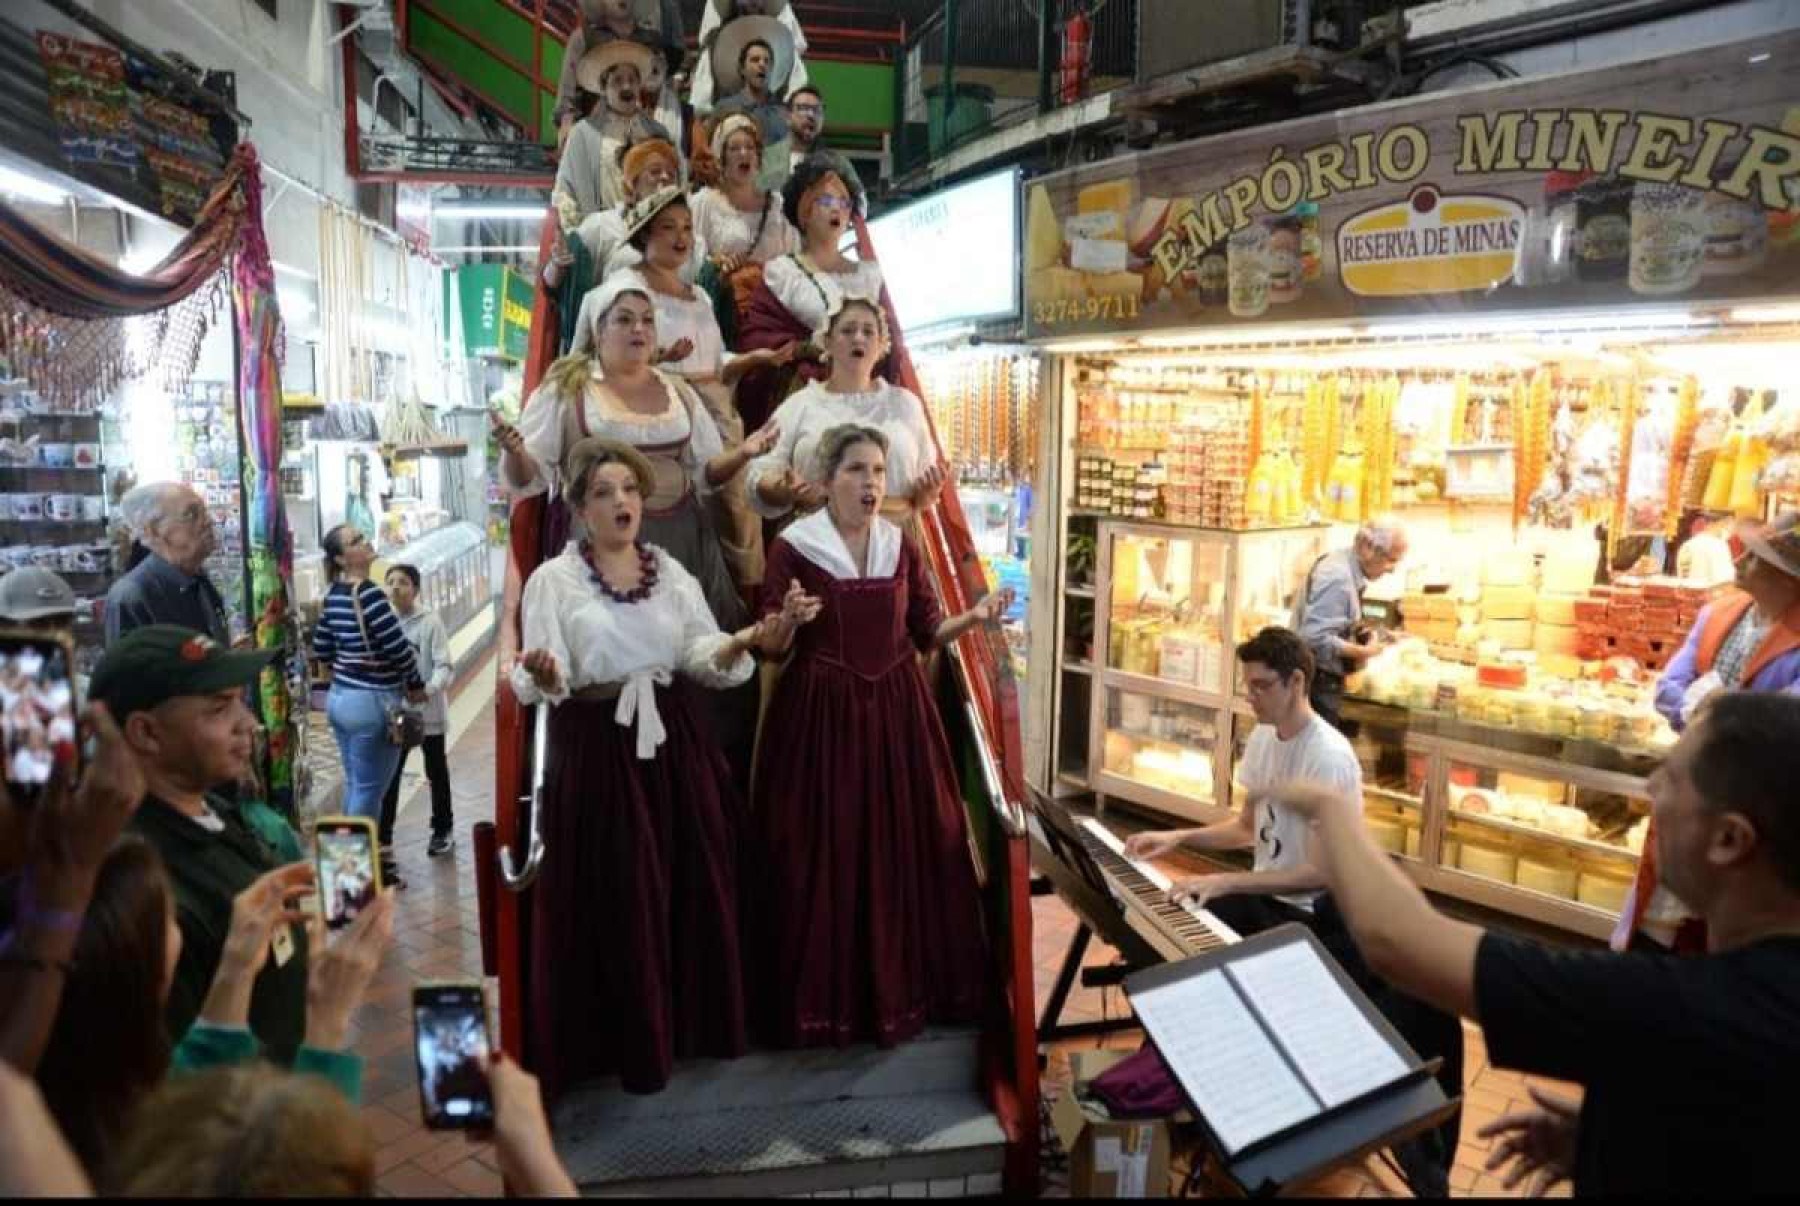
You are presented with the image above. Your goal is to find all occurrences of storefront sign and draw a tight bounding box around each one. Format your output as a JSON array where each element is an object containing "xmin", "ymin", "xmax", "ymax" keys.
[
  {"xmin": 453, "ymin": 265, "xmax": 532, "ymax": 361},
  {"xmin": 1022, "ymin": 33, "xmax": 1800, "ymax": 339},
  {"xmin": 869, "ymin": 167, "xmax": 1019, "ymax": 332}
]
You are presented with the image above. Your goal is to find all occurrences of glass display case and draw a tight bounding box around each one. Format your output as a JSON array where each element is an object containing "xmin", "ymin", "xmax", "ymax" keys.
[
  {"xmin": 1084, "ymin": 520, "xmax": 1328, "ymax": 822},
  {"xmin": 376, "ymin": 521, "xmax": 492, "ymax": 645}
]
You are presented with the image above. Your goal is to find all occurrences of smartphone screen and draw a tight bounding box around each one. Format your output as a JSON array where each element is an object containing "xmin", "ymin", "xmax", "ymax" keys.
[
  {"xmin": 0, "ymin": 633, "xmax": 79, "ymax": 805},
  {"xmin": 413, "ymin": 983, "xmax": 494, "ymax": 1129},
  {"xmin": 314, "ymin": 817, "xmax": 381, "ymax": 931}
]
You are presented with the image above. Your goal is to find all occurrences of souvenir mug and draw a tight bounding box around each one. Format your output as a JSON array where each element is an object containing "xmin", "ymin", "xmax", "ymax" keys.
[
  {"xmin": 57, "ymin": 545, "xmax": 84, "ymax": 573},
  {"xmin": 46, "ymin": 494, "xmax": 82, "ymax": 522},
  {"xmin": 78, "ymin": 496, "xmax": 105, "ymax": 522},
  {"xmin": 29, "ymin": 545, "xmax": 60, "ymax": 568},
  {"xmin": 13, "ymin": 493, "xmax": 45, "ymax": 520},
  {"xmin": 38, "ymin": 443, "xmax": 73, "ymax": 467},
  {"xmin": 3, "ymin": 546, "xmax": 33, "ymax": 571},
  {"xmin": 71, "ymin": 443, "xmax": 101, "ymax": 468}
]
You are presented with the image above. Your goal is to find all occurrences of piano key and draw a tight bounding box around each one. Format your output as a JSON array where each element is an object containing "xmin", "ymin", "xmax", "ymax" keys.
[{"xmin": 1075, "ymin": 818, "xmax": 1240, "ymax": 952}]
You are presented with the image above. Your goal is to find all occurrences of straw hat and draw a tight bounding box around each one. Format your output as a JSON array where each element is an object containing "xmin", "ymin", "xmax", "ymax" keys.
[
  {"xmin": 710, "ymin": 15, "xmax": 795, "ymax": 97},
  {"xmin": 621, "ymin": 184, "xmax": 689, "ymax": 243},
  {"xmin": 1738, "ymin": 511, "xmax": 1800, "ymax": 581},
  {"xmin": 575, "ymin": 38, "xmax": 657, "ymax": 94}
]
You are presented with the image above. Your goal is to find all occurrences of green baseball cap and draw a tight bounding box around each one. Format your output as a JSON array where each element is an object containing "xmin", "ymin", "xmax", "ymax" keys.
[{"xmin": 90, "ymin": 625, "xmax": 277, "ymax": 722}]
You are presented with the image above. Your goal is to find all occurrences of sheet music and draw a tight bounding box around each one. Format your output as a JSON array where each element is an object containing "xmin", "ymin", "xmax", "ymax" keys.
[
  {"xmin": 1226, "ymin": 941, "xmax": 1411, "ymax": 1109},
  {"xmin": 1130, "ymin": 969, "xmax": 1318, "ymax": 1156}
]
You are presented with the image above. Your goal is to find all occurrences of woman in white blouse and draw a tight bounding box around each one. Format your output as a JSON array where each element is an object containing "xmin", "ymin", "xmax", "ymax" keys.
[
  {"xmin": 626, "ymin": 187, "xmax": 797, "ymax": 591},
  {"xmin": 747, "ymin": 295, "xmax": 946, "ymax": 530},
  {"xmin": 497, "ymin": 273, "xmax": 779, "ymax": 779},
  {"xmin": 513, "ymin": 435, "xmax": 819, "ymax": 1101}
]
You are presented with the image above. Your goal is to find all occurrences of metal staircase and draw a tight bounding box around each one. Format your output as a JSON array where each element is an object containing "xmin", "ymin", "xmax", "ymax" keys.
[{"xmin": 553, "ymin": 1028, "xmax": 1007, "ymax": 1197}]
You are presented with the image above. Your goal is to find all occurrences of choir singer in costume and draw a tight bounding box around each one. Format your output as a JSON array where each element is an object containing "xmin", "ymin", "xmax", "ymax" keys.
[
  {"xmin": 749, "ymin": 424, "xmax": 1007, "ymax": 1049},
  {"xmin": 512, "ymin": 436, "xmax": 819, "ymax": 1100},
  {"xmin": 499, "ymin": 274, "xmax": 778, "ymax": 779}
]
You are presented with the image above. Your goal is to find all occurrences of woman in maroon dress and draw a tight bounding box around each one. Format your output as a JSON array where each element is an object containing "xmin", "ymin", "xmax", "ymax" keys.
[
  {"xmin": 751, "ymin": 423, "xmax": 1010, "ymax": 1048},
  {"xmin": 512, "ymin": 436, "xmax": 817, "ymax": 1099}
]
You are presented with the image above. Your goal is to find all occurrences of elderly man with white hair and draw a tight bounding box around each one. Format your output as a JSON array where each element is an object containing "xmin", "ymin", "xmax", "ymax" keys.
[
  {"xmin": 1291, "ymin": 517, "xmax": 1408, "ymax": 732},
  {"xmin": 103, "ymin": 482, "xmax": 228, "ymax": 645}
]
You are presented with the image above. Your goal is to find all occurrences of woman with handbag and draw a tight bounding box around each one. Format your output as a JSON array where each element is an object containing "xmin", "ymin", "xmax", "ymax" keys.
[{"xmin": 313, "ymin": 524, "xmax": 424, "ymax": 887}]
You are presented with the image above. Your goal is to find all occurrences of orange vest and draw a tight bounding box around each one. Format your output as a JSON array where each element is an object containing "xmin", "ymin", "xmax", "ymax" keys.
[{"xmin": 1692, "ymin": 589, "xmax": 1800, "ymax": 687}]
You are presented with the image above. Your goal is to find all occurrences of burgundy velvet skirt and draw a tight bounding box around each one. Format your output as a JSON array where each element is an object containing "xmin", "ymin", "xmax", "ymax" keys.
[{"xmin": 527, "ymin": 687, "xmax": 748, "ymax": 1101}]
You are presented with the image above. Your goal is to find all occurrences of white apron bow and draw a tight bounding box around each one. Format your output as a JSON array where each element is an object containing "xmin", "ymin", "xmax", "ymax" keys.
[{"xmin": 614, "ymin": 668, "xmax": 673, "ymax": 760}]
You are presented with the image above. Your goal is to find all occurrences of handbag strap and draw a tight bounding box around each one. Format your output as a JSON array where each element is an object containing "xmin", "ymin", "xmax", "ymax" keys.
[{"xmin": 347, "ymin": 582, "xmax": 377, "ymax": 660}]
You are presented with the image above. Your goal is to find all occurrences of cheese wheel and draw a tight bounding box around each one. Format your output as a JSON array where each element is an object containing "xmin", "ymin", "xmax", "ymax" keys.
[
  {"xmin": 1576, "ymin": 871, "xmax": 1631, "ymax": 912},
  {"xmin": 1485, "ymin": 619, "xmax": 1535, "ymax": 648},
  {"xmin": 1077, "ymin": 180, "xmax": 1135, "ymax": 216},
  {"xmin": 1541, "ymin": 552, "xmax": 1595, "ymax": 595},
  {"xmin": 1535, "ymin": 594, "xmax": 1579, "ymax": 625},
  {"xmin": 1539, "ymin": 652, "xmax": 1583, "ymax": 680},
  {"xmin": 1365, "ymin": 817, "xmax": 1405, "ymax": 853},
  {"xmin": 1481, "ymin": 585, "xmax": 1534, "ymax": 620},
  {"xmin": 1459, "ymin": 845, "xmax": 1518, "ymax": 882},
  {"xmin": 1483, "ymin": 551, "xmax": 1534, "ymax": 587},
  {"xmin": 1533, "ymin": 622, "xmax": 1580, "ymax": 657},
  {"xmin": 1517, "ymin": 858, "xmax": 1579, "ymax": 899}
]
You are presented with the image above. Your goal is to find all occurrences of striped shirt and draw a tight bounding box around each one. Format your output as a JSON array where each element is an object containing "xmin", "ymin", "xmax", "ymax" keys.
[{"xmin": 312, "ymin": 580, "xmax": 422, "ymax": 691}]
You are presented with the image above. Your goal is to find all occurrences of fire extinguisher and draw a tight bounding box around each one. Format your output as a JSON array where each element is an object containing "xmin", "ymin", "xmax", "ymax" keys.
[{"xmin": 1059, "ymin": 4, "xmax": 1092, "ymax": 105}]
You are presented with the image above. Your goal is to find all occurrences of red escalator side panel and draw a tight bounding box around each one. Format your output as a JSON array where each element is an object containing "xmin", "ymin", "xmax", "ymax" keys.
[{"xmin": 484, "ymin": 218, "xmax": 560, "ymax": 1061}]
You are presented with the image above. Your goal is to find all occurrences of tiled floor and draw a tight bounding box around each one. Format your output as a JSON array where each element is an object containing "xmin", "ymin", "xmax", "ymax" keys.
[{"xmin": 340, "ymin": 663, "xmax": 1577, "ymax": 1197}]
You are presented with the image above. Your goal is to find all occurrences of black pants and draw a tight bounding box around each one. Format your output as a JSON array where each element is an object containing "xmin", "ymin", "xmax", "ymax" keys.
[
  {"xmin": 379, "ymin": 733, "xmax": 453, "ymax": 845},
  {"xmin": 1310, "ymin": 668, "xmax": 1360, "ymax": 739},
  {"xmin": 1207, "ymin": 893, "xmax": 1465, "ymax": 1180}
]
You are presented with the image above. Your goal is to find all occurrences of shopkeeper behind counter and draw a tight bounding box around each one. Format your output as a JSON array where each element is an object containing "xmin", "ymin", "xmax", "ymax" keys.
[
  {"xmin": 1654, "ymin": 511, "xmax": 1800, "ymax": 732},
  {"xmin": 1291, "ymin": 518, "xmax": 1407, "ymax": 731}
]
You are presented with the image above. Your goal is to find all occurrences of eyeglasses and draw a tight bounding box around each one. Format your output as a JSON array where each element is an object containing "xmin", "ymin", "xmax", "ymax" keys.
[
  {"xmin": 791, "ymin": 103, "xmax": 824, "ymax": 117},
  {"xmin": 812, "ymin": 195, "xmax": 852, "ymax": 212},
  {"xmin": 1243, "ymin": 674, "xmax": 1286, "ymax": 695}
]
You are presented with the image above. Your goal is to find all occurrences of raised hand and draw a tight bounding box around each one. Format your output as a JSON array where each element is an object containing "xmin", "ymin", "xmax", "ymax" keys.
[
  {"xmin": 202, "ymin": 862, "xmax": 316, "ymax": 1025},
  {"xmin": 658, "ymin": 336, "xmax": 695, "ymax": 365},
  {"xmin": 304, "ymin": 890, "xmax": 395, "ymax": 1051},
  {"xmin": 912, "ymin": 461, "xmax": 948, "ymax": 511},
  {"xmin": 780, "ymin": 579, "xmax": 823, "ymax": 626},
  {"xmin": 1479, "ymin": 1086, "xmax": 1580, "ymax": 1195},
  {"xmin": 740, "ymin": 418, "xmax": 781, "ymax": 459},
  {"xmin": 490, "ymin": 410, "xmax": 525, "ymax": 457}
]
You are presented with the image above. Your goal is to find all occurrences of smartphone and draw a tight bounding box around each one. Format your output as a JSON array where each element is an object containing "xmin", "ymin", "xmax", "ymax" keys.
[
  {"xmin": 313, "ymin": 815, "xmax": 382, "ymax": 931},
  {"xmin": 0, "ymin": 630, "xmax": 80, "ymax": 806},
  {"xmin": 413, "ymin": 982, "xmax": 495, "ymax": 1129}
]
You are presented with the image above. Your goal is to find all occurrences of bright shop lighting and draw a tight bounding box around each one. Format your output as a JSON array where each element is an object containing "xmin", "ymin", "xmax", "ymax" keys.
[
  {"xmin": 0, "ymin": 162, "xmax": 70, "ymax": 205},
  {"xmin": 272, "ymin": 260, "xmax": 316, "ymax": 281},
  {"xmin": 431, "ymin": 204, "xmax": 548, "ymax": 221},
  {"xmin": 1729, "ymin": 304, "xmax": 1800, "ymax": 324}
]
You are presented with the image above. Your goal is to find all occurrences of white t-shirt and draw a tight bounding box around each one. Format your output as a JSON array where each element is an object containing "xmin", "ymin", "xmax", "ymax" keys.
[
  {"xmin": 1234, "ymin": 714, "xmax": 1362, "ymax": 909},
  {"xmin": 1676, "ymin": 532, "xmax": 1734, "ymax": 584}
]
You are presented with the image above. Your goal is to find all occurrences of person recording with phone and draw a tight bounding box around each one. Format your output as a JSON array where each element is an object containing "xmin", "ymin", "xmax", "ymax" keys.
[
  {"xmin": 88, "ymin": 625, "xmax": 313, "ymax": 1064},
  {"xmin": 34, "ymin": 842, "xmax": 392, "ymax": 1176}
]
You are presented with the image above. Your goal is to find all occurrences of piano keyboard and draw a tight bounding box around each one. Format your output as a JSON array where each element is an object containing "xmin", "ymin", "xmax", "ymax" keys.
[{"xmin": 1077, "ymin": 818, "xmax": 1241, "ymax": 959}]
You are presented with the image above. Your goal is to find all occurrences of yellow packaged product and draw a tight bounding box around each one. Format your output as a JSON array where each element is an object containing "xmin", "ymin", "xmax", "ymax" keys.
[
  {"xmin": 1459, "ymin": 843, "xmax": 1519, "ymax": 882},
  {"xmin": 1365, "ymin": 816, "xmax": 1405, "ymax": 853},
  {"xmin": 1576, "ymin": 869, "xmax": 1633, "ymax": 912},
  {"xmin": 1404, "ymin": 826, "xmax": 1422, "ymax": 858},
  {"xmin": 1547, "ymin": 696, "xmax": 1582, "ymax": 736}
]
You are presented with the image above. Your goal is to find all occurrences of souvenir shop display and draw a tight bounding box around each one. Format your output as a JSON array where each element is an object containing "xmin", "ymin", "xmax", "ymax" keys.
[{"xmin": 170, "ymin": 382, "xmax": 250, "ymax": 639}]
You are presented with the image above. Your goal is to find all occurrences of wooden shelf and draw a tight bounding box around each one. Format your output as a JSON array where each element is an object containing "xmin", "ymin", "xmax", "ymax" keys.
[
  {"xmin": 1447, "ymin": 807, "xmax": 1641, "ymax": 863},
  {"xmin": 387, "ymin": 439, "xmax": 470, "ymax": 459},
  {"xmin": 1062, "ymin": 659, "xmax": 1094, "ymax": 676}
]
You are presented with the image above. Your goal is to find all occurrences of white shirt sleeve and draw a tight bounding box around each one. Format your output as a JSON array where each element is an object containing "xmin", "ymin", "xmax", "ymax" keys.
[
  {"xmin": 746, "ymin": 389, "xmax": 812, "ymax": 519},
  {"xmin": 513, "ymin": 380, "xmax": 569, "ymax": 499},
  {"xmin": 511, "ymin": 561, "xmax": 574, "ymax": 706},
  {"xmin": 424, "ymin": 613, "xmax": 454, "ymax": 697},
  {"xmin": 667, "ymin": 556, "xmax": 754, "ymax": 689},
  {"xmin": 690, "ymin": 3, "xmax": 724, "ymax": 113},
  {"xmin": 677, "ymin": 379, "xmax": 726, "ymax": 497}
]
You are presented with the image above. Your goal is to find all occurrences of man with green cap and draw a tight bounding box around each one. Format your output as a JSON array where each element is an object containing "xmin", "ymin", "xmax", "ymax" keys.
[{"xmin": 90, "ymin": 625, "xmax": 309, "ymax": 1064}]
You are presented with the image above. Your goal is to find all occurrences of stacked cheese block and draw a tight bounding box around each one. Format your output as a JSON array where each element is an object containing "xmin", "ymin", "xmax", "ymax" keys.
[
  {"xmin": 1573, "ymin": 576, "xmax": 1725, "ymax": 670},
  {"xmin": 1479, "ymin": 550, "xmax": 1536, "ymax": 650}
]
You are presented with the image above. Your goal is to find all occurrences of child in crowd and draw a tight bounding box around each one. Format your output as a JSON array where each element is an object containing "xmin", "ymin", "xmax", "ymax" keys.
[{"xmin": 381, "ymin": 564, "xmax": 456, "ymax": 860}]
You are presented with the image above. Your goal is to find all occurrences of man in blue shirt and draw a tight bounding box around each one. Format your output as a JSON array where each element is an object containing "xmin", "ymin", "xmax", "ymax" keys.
[
  {"xmin": 1290, "ymin": 519, "xmax": 1406, "ymax": 731},
  {"xmin": 104, "ymin": 482, "xmax": 230, "ymax": 646}
]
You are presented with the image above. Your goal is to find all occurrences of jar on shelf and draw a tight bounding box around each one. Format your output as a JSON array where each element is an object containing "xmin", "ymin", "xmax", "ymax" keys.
[
  {"xmin": 1227, "ymin": 225, "xmax": 1271, "ymax": 318},
  {"xmin": 1575, "ymin": 175, "xmax": 1632, "ymax": 283},
  {"xmin": 1629, "ymin": 183, "xmax": 1708, "ymax": 295}
]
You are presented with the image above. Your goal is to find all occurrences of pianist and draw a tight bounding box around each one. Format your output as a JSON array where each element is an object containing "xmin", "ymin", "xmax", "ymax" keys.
[
  {"xmin": 1266, "ymin": 690, "xmax": 1800, "ymax": 1196},
  {"xmin": 1125, "ymin": 626, "xmax": 1462, "ymax": 1190}
]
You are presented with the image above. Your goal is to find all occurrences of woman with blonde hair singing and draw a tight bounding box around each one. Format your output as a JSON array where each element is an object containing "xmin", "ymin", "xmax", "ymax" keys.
[{"xmin": 748, "ymin": 423, "xmax": 1006, "ymax": 1049}]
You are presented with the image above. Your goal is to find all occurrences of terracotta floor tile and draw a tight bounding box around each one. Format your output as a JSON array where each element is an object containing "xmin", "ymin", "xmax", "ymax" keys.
[
  {"xmin": 438, "ymin": 1156, "xmax": 504, "ymax": 1197},
  {"xmin": 374, "ymin": 1127, "xmax": 452, "ymax": 1175},
  {"xmin": 376, "ymin": 1160, "xmax": 464, "ymax": 1199},
  {"xmin": 359, "ymin": 1102, "xmax": 415, "ymax": 1147}
]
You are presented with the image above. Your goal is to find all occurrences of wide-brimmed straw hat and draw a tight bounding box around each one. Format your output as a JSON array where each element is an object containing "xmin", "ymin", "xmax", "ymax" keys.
[
  {"xmin": 711, "ymin": 15, "xmax": 795, "ymax": 97},
  {"xmin": 576, "ymin": 38, "xmax": 658, "ymax": 94},
  {"xmin": 621, "ymin": 184, "xmax": 689, "ymax": 243},
  {"xmin": 1738, "ymin": 511, "xmax": 1800, "ymax": 581}
]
